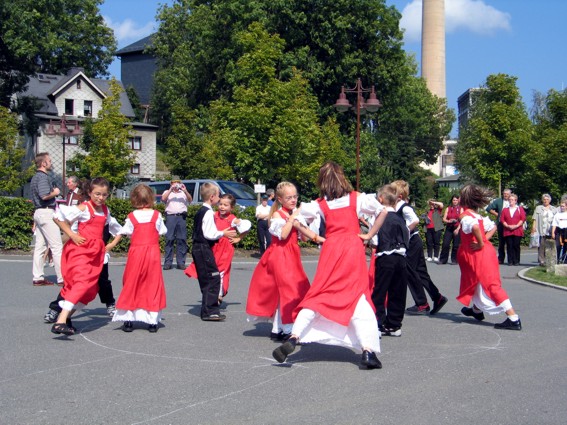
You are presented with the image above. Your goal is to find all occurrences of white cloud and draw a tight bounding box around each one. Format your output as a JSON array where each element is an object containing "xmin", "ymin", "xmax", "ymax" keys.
[
  {"xmin": 399, "ymin": 0, "xmax": 512, "ymax": 43},
  {"xmin": 103, "ymin": 16, "xmax": 156, "ymax": 46}
]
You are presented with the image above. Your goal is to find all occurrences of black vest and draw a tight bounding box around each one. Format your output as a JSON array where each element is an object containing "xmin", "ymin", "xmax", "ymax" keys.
[
  {"xmin": 377, "ymin": 212, "xmax": 409, "ymax": 253},
  {"xmin": 192, "ymin": 206, "xmax": 216, "ymax": 247}
]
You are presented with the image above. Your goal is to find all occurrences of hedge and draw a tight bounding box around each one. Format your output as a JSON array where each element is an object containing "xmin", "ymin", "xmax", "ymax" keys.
[{"xmin": 0, "ymin": 197, "xmax": 533, "ymax": 252}]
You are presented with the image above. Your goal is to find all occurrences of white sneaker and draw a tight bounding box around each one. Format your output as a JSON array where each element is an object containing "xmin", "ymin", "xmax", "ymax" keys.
[
  {"xmin": 433, "ymin": 257, "xmax": 439, "ymax": 262},
  {"xmin": 426, "ymin": 257, "xmax": 432, "ymax": 262}
]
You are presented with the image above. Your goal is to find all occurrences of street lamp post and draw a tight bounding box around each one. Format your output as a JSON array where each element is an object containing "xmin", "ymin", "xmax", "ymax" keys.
[
  {"xmin": 334, "ymin": 78, "xmax": 381, "ymax": 191},
  {"xmin": 45, "ymin": 115, "xmax": 82, "ymax": 196}
]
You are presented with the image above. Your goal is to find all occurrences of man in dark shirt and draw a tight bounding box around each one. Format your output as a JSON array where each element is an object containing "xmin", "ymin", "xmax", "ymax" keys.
[{"xmin": 31, "ymin": 152, "xmax": 63, "ymax": 286}]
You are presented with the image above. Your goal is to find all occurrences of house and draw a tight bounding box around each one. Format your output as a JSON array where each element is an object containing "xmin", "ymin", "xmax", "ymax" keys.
[{"xmin": 16, "ymin": 67, "xmax": 158, "ymax": 194}]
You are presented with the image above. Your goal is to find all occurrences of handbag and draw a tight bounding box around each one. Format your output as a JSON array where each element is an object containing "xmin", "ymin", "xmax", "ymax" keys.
[{"xmin": 529, "ymin": 232, "xmax": 540, "ymax": 248}]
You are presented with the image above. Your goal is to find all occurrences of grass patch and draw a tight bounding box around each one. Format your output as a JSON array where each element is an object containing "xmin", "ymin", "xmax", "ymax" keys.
[{"xmin": 524, "ymin": 266, "xmax": 567, "ymax": 287}]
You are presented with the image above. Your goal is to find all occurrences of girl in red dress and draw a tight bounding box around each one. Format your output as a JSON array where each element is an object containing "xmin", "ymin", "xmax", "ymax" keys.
[
  {"xmin": 457, "ymin": 184, "xmax": 522, "ymax": 330},
  {"xmin": 185, "ymin": 193, "xmax": 251, "ymax": 301},
  {"xmin": 272, "ymin": 162, "xmax": 386, "ymax": 369},
  {"xmin": 51, "ymin": 178, "xmax": 122, "ymax": 336},
  {"xmin": 112, "ymin": 184, "xmax": 167, "ymax": 333},
  {"xmin": 246, "ymin": 182, "xmax": 323, "ymax": 340}
]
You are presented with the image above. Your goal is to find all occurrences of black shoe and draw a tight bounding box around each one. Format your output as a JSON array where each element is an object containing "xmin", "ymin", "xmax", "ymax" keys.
[
  {"xmin": 163, "ymin": 264, "xmax": 172, "ymax": 270},
  {"xmin": 201, "ymin": 314, "xmax": 226, "ymax": 321},
  {"xmin": 270, "ymin": 331, "xmax": 284, "ymax": 340},
  {"xmin": 406, "ymin": 304, "xmax": 430, "ymax": 315},
  {"xmin": 176, "ymin": 264, "xmax": 185, "ymax": 270},
  {"xmin": 122, "ymin": 321, "xmax": 134, "ymax": 332},
  {"xmin": 361, "ymin": 350, "xmax": 382, "ymax": 369},
  {"xmin": 430, "ymin": 295, "xmax": 448, "ymax": 315},
  {"xmin": 148, "ymin": 324, "xmax": 158, "ymax": 333},
  {"xmin": 494, "ymin": 318, "xmax": 522, "ymax": 330},
  {"xmin": 272, "ymin": 337, "xmax": 298, "ymax": 363},
  {"xmin": 461, "ymin": 307, "xmax": 485, "ymax": 321}
]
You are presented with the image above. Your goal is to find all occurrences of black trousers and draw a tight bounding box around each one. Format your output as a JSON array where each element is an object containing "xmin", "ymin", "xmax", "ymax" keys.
[
  {"xmin": 496, "ymin": 222, "xmax": 506, "ymax": 263},
  {"xmin": 49, "ymin": 263, "xmax": 114, "ymax": 312},
  {"xmin": 256, "ymin": 219, "xmax": 271, "ymax": 255},
  {"xmin": 372, "ymin": 254, "xmax": 408, "ymax": 329},
  {"xmin": 439, "ymin": 225, "xmax": 460, "ymax": 264},
  {"xmin": 504, "ymin": 235, "xmax": 522, "ymax": 265},
  {"xmin": 425, "ymin": 228, "xmax": 442, "ymax": 258},
  {"xmin": 406, "ymin": 235, "xmax": 442, "ymax": 306},
  {"xmin": 192, "ymin": 242, "xmax": 221, "ymax": 318}
]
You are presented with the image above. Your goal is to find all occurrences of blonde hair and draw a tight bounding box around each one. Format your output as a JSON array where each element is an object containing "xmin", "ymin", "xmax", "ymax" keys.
[
  {"xmin": 130, "ymin": 184, "xmax": 155, "ymax": 209},
  {"xmin": 390, "ymin": 180, "xmax": 409, "ymax": 201},
  {"xmin": 200, "ymin": 182, "xmax": 219, "ymax": 203},
  {"xmin": 269, "ymin": 181, "xmax": 296, "ymax": 220},
  {"xmin": 378, "ymin": 184, "xmax": 397, "ymax": 207}
]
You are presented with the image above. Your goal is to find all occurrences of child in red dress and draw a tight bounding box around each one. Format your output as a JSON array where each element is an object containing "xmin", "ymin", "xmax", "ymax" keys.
[
  {"xmin": 457, "ymin": 184, "xmax": 522, "ymax": 330},
  {"xmin": 112, "ymin": 184, "xmax": 167, "ymax": 333},
  {"xmin": 272, "ymin": 162, "xmax": 385, "ymax": 369},
  {"xmin": 51, "ymin": 178, "xmax": 122, "ymax": 335},
  {"xmin": 246, "ymin": 182, "xmax": 323, "ymax": 340},
  {"xmin": 185, "ymin": 193, "xmax": 251, "ymax": 302}
]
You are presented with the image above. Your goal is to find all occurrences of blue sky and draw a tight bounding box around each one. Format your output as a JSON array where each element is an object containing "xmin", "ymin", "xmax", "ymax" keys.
[{"xmin": 100, "ymin": 0, "xmax": 567, "ymax": 137}]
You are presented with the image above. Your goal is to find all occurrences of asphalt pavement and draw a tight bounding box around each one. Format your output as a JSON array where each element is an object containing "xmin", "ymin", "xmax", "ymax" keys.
[{"xmin": 1, "ymin": 248, "xmax": 566, "ymax": 425}]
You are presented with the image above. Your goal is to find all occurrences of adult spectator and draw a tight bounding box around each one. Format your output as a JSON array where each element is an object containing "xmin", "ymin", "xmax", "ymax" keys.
[
  {"xmin": 266, "ymin": 188, "xmax": 275, "ymax": 206},
  {"xmin": 424, "ymin": 199, "xmax": 444, "ymax": 262},
  {"xmin": 486, "ymin": 188, "xmax": 511, "ymax": 264},
  {"xmin": 531, "ymin": 193, "xmax": 556, "ymax": 266},
  {"xmin": 438, "ymin": 195, "xmax": 463, "ymax": 264},
  {"xmin": 162, "ymin": 180, "xmax": 193, "ymax": 270},
  {"xmin": 65, "ymin": 176, "xmax": 83, "ymax": 206},
  {"xmin": 551, "ymin": 195, "xmax": 567, "ymax": 263},
  {"xmin": 30, "ymin": 152, "xmax": 63, "ymax": 286},
  {"xmin": 255, "ymin": 194, "xmax": 272, "ymax": 255},
  {"xmin": 500, "ymin": 193, "xmax": 526, "ymax": 266}
]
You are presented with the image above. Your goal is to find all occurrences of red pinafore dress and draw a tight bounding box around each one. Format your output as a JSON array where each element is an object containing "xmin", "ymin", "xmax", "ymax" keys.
[
  {"xmin": 245, "ymin": 209, "xmax": 310, "ymax": 324},
  {"xmin": 60, "ymin": 202, "xmax": 107, "ymax": 306},
  {"xmin": 457, "ymin": 211, "xmax": 509, "ymax": 306},
  {"xmin": 294, "ymin": 192, "xmax": 374, "ymax": 326},
  {"xmin": 117, "ymin": 210, "xmax": 166, "ymax": 312},
  {"xmin": 185, "ymin": 211, "xmax": 236, "ymax": 296}
]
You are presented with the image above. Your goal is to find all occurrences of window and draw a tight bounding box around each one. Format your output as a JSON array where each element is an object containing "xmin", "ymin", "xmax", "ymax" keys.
[
  {"xmin": 131, "ymin": 163, "xmax": 140, "ymax": 174},
  {"xmin": 65, "ymin": 99, "xmax": 74, "ymax": 115},
  {"xmin": 83, "ymin": 100, "xmax": 92, "ymax": 117},
  {"xmin": 129, "ymin": 136, "xmax": 142, "ymax": 150},
  {"xmin": 76, "ymin": 80, "xmax": 81, "ymax": 89},
  {"xmin": 64, "ymin": 136, "xmax": 78, "ymax": 145}
]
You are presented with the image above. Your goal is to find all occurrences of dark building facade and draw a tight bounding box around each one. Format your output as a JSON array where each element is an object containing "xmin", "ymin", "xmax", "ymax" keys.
[{"xmin": 116, "ymin": 35, "xmax": 156, "ymax": 106}]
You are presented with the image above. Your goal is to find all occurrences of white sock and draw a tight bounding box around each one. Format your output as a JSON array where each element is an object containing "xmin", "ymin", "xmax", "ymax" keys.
[{"xmin": 508, "ymin": 314, "xmax": 519, "ymax": 322}]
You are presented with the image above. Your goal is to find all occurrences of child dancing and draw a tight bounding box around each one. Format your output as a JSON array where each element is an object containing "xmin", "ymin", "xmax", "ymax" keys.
[
  {"xmin": 112, "ymin": 184, "xmax": 167, "ymax": 332},
  {"xmin": 457, "ymin": 184, "xmax": 522, "ymax": 330}
]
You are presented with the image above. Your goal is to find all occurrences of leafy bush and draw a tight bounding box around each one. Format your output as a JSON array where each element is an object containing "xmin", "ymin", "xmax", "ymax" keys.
[{"xmin": 0, "ymin": 197, "xmax": 34, "ymax": 250}]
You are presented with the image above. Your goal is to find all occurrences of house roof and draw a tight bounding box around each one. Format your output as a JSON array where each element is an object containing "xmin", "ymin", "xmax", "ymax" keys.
[
  {"xmin": 18, "ymin": 70, "xmax": 135, "ymax": 118},
  {"xmin": 436, "ymin": 174, "xmax": 461, "ymax": 183},
  {"xmin": 116, "ymin": 34, "xmax": 155, "ymax": 56}
]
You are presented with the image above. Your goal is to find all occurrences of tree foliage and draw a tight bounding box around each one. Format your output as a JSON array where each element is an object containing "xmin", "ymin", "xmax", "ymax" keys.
[
  {"xmin": 0, "ymin": 106, "xmax": 34, "ymax": 194},
  {"xmin": 455, "ymin": 74, "xmax": 535, "ymax": 197},
  {"xmin": 151, "ymin": 0, "xmax": 452, "ymax": 192},
  {"xmin": 0, "ymin": 0, "xmax": 116, "ymax": 107},
  {"xmin": 68, "ymin": 79, "xmax": 135, "ymax": 191}
]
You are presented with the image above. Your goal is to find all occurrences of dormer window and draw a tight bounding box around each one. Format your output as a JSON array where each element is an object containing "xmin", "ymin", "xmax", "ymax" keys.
[
  {"xmin": 65, "ymin": 99, "xmax": 74, "ymax": 115},
  {"xmin": 84, "ymin": 100, "xmax": 92, "ymax": 117},
  {"xmin": 77, "ymin": 80, "xmax": 81, "ymax": 89}
]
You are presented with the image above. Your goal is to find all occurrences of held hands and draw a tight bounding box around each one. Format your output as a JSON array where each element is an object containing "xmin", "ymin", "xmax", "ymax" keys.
[
  {"xmin": 358, "ymin": 233, "xmax": 372, "ymax": 242},
  {"xmin": 223, "ymin": 228, "xmax": 237, "ymax": 238},
  {"xmin": 470, "ymin": 241, "xmax": 484, "ymax": 251},
  {"xmin": 229, "ymin": 236, "xmax": 242, "ymax": 245}
]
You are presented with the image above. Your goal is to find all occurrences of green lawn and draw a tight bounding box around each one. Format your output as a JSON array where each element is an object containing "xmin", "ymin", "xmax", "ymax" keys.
[{"xmin": 524, "ymin": 266, "xmax": 567, "ymax": 288}]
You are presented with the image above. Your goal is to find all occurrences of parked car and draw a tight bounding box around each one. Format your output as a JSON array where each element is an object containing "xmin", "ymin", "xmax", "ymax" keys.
[{"xmin": 146, "ymin": 179, "xmax": 258, "ymax": 208}]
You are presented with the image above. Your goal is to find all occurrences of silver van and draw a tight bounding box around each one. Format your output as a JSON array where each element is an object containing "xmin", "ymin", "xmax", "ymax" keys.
[{"xmin": 146, "ymin": 179, "xmax": 258, "ymax": 208}]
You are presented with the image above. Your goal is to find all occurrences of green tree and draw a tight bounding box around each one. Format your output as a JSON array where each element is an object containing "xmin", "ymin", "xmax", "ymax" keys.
[
  {"xmin": 455, "ymin": 74, "xmax": 535, "ymax": 197},
  {"xmin": 0, "ymin": 106, "xmax": 33, "ymax": 194},
  {"xmin": 206, "ymin": 23, "xmax": 344, "ymax": 194},
  {"xmin": 0, "ymin": 0, "xmax": 116, "ymax": 107},
  {"xmin": 68, "ymin": 79, "xmax": 135, "ymax": 191},
  {"xmin": 528, "ymin": 88, "xmax": 567, "ymax": 200}
]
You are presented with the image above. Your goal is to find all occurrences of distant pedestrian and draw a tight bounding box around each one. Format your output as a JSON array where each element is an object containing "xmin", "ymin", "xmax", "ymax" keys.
[
  {"xmin": 500, "ymin": 193, "xmax": 526, "ymax": 266},
  {"xmin": 162, "ymin": 180, "xmax": 192, "ymax": 270},
  {"xmin": 438, "ymin": 195, "xmax": 463, "ymax": 264},
  {"xmin": 486, "ymin": 188, "xmax": 512, "ymax": 264},
  {"xmin": 255, "ymin": 194, "xmax": 272, "ymax": 255}
]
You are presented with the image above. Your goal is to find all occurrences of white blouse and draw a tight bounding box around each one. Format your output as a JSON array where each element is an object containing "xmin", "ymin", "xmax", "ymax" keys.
[
  {"xmin": 119, "ymin": 209, "xmax": 168, "ymax": 236},
  {"xmin": 54, "ymin": 204, "xmax": 122, "ymax": 235},
  {"xmin": 461, "ymin": 212, "xmax": 495, "ymax": 235}
]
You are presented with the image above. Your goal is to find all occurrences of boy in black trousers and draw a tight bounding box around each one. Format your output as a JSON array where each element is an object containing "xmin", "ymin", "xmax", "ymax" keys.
[
  {"xmin": 367, "ymin": 184, "xmax": 410, "ymax": 337},
  {"xmin": 191, "ymin": 183, "xmax": 237, "ymax": 321}
]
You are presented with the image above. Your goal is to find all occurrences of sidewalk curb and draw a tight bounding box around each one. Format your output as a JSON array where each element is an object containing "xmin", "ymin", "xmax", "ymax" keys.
[{"xmin": 518, "ymin": 267, "xmax": 567, "ymax": 291}]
